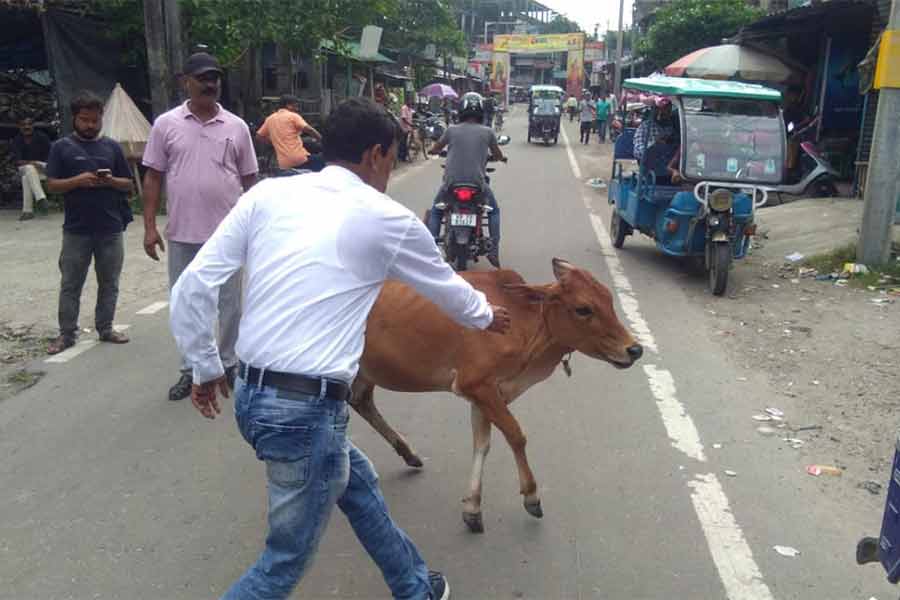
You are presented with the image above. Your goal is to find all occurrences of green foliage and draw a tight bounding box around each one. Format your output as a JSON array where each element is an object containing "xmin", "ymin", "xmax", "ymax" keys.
[
  {"xmin": 89, "ymin": 0, "xmax": 146, "ymax": 66},
  {"xmin": 180, "ymin": 0, "xmax": 396, "ymax": 66},
  {"xmin": 539, "ymin": 15, "xmax": 582, "ymax": 35},
  {"xmin": 380, "ymin": 0, "xmax": 466, "ymax": 58},
  {"xmin": 637, "ymin": 0, "xmax": 763, "ymax": 69}
]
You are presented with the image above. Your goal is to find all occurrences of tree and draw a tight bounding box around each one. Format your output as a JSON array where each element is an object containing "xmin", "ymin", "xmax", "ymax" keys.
[
  {"xmin": 180, "ymin": 0, "xmax": 397, "ymax": 67},
  {"xmin": 539, "ymin": 15, "xmax": 582, "ymax": 35},
  {"xmin": 379, "ymin": 0, "xmax": 465, "ymax": 58},
  {"xmin": 636, "ymin": 0, "xmax": 763, "ymax": 69}
]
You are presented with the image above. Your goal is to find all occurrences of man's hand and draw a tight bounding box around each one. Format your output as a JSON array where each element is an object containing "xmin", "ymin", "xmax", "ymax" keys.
[
  {"xmin": 191, "ymin": 375, "xmax": 229, "ymax": 419},
  {"xmin": 74, "ymin": 172, "xmax": 102, "ymax": 188},
  {"xmin": 144, "ymin": 227, "xmax": 166, "ymax": 261},
  {"xmin": 487, "ymin": 305, "xmax": 511, "ymax": 334}
]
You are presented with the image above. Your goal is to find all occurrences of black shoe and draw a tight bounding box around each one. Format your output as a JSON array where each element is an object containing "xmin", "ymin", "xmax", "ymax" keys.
[
  {"xmin": 168, "ymin": 372, "xmax": 192, "ymax": 402},
  {"xmin": 487, "ymin": 249, "xmax": 501, "ymax": 269},
  {"xmin": 19, "ymin": 212, "xmax": 34, "ymax": 221},
  {"xmin": 225, "ymin": 365, "xmax": 237, "ymax": 389},
  {"xmin": 428, "ymin": 571, "xmax": 450, "ymax": 600}
]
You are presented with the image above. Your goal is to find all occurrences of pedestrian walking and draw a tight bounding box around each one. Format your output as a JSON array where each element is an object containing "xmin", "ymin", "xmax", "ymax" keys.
[
  {"xmin": 169, "ymin": 97, "xmax": 511, "ymax": 599},
  {"xmin": 595, "ymin": 94, "xmax": 610, "ymax": 143},
  {"xmin": 579, "ymin": 91, "xmax": 596, "ymax": 144},
  {"xmin": 256, "ymin": 94, "xmax": 324, "ymax": 173},
  {"xmin": 45, "ymin": 91, "xmax": 134, "ymax": 355},
  {"xmin": 11, "ymin": 117, "xmax": 51, "ymax": 221},
  {"xmin": 141, "ymin": 52, "xmax": 258, "ymax": 401}
]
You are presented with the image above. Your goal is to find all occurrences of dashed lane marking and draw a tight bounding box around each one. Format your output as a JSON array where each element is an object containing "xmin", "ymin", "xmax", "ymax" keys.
[
  {"xmin": 136, "ymin": 301, "xmax": 169, "ymax": 315},
  {"xmin": 44, "ymin": 324, "xmax": 131, "ymax": 364}
]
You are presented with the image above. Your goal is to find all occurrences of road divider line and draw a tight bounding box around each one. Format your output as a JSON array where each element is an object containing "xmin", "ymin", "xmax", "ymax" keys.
[
  {"xmin": 644, "ymin": 365, "xmax": 706, "ymax": 462},
  {"xmin": 563, "ymin": 129, "xmax": 773, "ymax": 600},
  {"xmin": 44, "ymin": 324, "xmax": 131, "ymax": 364},
  {"xmin": 689, "ymin": 473, "xmax": 773, "ymax": 599},
  {"xmin": 136, "ymin": 301, "xmax": 168, "ymax": 315}
]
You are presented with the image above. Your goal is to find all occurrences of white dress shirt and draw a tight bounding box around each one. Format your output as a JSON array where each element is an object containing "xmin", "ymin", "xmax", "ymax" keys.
[{"xmin": 170, "ymin": 165, "xmax": 493, "ymax": 385}]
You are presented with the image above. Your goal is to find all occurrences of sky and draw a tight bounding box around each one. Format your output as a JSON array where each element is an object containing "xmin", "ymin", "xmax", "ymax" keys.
[{"xmin": 540, "ymin": 0, "xmax": 633, "ymax": 35}]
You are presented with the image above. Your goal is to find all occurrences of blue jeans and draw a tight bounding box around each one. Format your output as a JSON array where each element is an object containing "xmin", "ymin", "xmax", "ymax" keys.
[
  {"xmin": 595, "ymin": 119, "xmax": 607, "ymax": 142},
  {"xmin": 427, "ymin": 184, "xmax": 500, "ymax": 245},
  {"xmin": 224, "ymin": 376, "xmax": 432, "ymax": 600}
]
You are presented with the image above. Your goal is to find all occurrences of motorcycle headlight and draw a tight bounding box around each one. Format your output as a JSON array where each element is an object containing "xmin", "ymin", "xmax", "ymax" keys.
[{"xmin": 709, "ymin": 189, "xmax": 734, "ymax": 212}]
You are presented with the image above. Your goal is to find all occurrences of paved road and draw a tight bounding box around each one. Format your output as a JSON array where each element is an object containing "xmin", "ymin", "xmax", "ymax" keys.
[{"xmin": 0, "ymin": 108, "xmax": 893, "ymax": 599}]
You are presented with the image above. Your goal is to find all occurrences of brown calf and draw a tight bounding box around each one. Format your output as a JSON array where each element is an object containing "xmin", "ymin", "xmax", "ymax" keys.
[{"xmin": 352, "ymin": 258, "xmax": 642, "ymax": 532}]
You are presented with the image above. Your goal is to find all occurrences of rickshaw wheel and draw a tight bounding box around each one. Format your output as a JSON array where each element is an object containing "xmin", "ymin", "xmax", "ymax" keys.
[
  {"xmin": 709, "ymin": 243, "xmax": 731, "ymax": 296},
  {"xmin": 610, "ymin": 212, "xmax": 627, "ymax": 248}
]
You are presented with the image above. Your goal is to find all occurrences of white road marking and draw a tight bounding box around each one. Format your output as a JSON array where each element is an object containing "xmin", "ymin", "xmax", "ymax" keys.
[
  {"xmin": 44, "ymin": 340, "xmax": 98, "ymax": 364},
  {"xmin": 44, "ymin": 324, "xmax": 131, "ymax": 364},
  {"xmin": 562, "ymin": 127, "xmax": 773, "ymax": 600},
  {"xmin": 136, "ymin": 301, "xmax": 168, "ymax": 315},
  {"xmin": 689, "ymin": 473, "xmax": 773, "ymax": 599},
  {"xmin": 643, "ymin": 365, "xmax": 707, "ymax": 462}
]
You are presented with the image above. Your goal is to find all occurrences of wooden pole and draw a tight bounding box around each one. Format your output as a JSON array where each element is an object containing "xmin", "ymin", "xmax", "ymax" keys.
[{"xmin": 143, "ymin": 0, "xmax": 172, "ymax": 118}]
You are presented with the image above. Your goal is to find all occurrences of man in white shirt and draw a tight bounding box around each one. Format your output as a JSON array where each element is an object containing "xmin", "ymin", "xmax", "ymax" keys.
[{"xmin": 170, "ymin": 97, "xmax": 511, "ymax": 600}]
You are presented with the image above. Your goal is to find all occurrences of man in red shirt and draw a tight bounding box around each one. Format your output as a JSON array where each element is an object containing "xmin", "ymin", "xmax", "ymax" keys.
[{"xmin": 257, "ymin": 95, "xmax": 323, "ymax": 173}]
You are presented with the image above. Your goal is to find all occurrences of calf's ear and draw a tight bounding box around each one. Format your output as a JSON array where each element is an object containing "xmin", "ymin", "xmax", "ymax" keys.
[
  {"xmin": 552, "ymin": 258, "xmax": 576, "ymax": 281},
  {"xmin": 504, "ymin": 283, "xmax": 560, "ymax": 304}
]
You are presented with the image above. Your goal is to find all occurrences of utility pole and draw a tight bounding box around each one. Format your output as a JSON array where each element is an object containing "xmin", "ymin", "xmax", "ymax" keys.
[
  {"xmin": 614, "ymin": 0, "xmax": 625, "ymax": 98},
  {"xmin": 858, "ymin": 0, "xmax": 900, "ymax": 264},
  {"xmin": 163, "ymin": 0, "xmax": 184, "ymax": 105}
]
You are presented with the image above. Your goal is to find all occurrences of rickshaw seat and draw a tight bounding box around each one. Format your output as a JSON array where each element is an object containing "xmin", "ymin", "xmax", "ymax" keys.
[{"xmin": 614, "ymin": 128, "xmax": 636, "ymax": 161}]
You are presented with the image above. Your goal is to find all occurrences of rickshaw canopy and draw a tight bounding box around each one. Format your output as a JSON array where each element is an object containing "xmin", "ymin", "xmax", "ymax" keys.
[
  {"xmin": 529, "ymin": 85, "xmax": 565, "ymax": 95},
  {"xmin": 622, "ymin": 76, "xmax": 782, "ymax": 102}
]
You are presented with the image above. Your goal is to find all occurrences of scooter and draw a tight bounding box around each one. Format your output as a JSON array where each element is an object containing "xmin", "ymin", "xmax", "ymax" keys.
[{"xmin": 763, "ymin": 117, "xmax": 840, "ymax": 203}]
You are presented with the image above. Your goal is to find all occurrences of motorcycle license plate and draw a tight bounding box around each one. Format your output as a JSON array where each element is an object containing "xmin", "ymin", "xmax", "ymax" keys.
[{"xmin": 450, "ymin": 214, "xmax": 477, "ymax": 227}]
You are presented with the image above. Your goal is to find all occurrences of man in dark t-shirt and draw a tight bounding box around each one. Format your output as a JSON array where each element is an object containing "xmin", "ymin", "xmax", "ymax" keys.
[
  {"xmin": 11, "ymin": 117, "xmax": 52, "ymax": 220},
  {"xmin": 46, "ymin": 90, "xmax": 133, "ymax": 355}
]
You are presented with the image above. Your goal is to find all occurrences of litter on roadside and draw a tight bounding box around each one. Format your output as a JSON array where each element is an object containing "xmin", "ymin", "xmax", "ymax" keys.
[
  {"xmin": 799, "ymin": 267, "xmax": 818, "ymax": 278},
  {"xmin": 785, "ymin": 252, "xmax": 804, "ymax": 263},
  {"xmin": 841, "ymin": 262, "xmax": 870, "ymax": 277},
  {"xmin": 765, "ymin": 407, "xmax": 784, "ymax": 420},
  {"xmin": 871, "ymin": 298, "xmax": 894, "ymax": 305},
  {"xmin": 806, "ymin": 464, "xmax": 842, "ymax": 477},
  {"xmin": 783, "ymin": 437, "xmax": 804, "ymax": 449},
  {"xmin": 756, "ymin": 425, "xmax": 777, "ymax": 436},
  {"xmin": 736, "ymin": 376, "xmax": 748, "ymax": 382},
  {"xmin": 712, "ymin": 443, "xmax": 723, "ymax": 449},
  {"xmin": 753, "ymin": 414, "xmax": 773, "ymax": 422},
  {"xmin": 858, "ymin": 480, "xmax": 883, "ymax": 495},
  {"xmin": 724, "ymin": 470, "xmax": 737, "ymax": 477},
  {"xmin": 773, "ymin": 545, "xmax": 801, "ymax": 557},
  {"xmin": 586, "ymin": 178, "xmax": 607, "ymax": 189}
]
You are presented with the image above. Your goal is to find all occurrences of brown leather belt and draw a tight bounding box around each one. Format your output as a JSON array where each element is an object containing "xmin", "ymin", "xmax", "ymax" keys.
[{"xmin": 239, "ymin": 362, "xmax": 351, "ymax": 402}]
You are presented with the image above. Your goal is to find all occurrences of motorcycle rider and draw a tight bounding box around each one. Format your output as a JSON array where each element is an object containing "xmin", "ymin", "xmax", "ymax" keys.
[{"xmin": 428, "ymin": 92, "xmax": 506, "ymax": 268}]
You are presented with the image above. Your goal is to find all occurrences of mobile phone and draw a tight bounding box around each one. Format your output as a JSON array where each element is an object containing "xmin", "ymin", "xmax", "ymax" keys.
[{"xmin": 96, "ymin": 168, "xmax": 112, "ymax": 178}]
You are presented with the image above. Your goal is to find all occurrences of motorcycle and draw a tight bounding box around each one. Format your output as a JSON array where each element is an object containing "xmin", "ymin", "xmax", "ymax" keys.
[
  {"xmin": 762, "ymin": 117, "xmax": 840, "ymax": 202},
  {"xmin": 428, "ymin": 135, "xmax": 511, "ymax": 272}
]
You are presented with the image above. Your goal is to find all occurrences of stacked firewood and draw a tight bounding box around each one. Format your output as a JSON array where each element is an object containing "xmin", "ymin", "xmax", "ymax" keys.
[{"xmin": 0, "ymin": 71, "xmax": 57, "ymax": 124}]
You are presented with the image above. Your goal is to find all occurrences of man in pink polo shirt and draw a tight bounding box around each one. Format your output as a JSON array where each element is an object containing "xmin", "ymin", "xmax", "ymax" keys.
[{"xmin": 141, "ymin": 52, "xmax": 258, "ymax": 402}]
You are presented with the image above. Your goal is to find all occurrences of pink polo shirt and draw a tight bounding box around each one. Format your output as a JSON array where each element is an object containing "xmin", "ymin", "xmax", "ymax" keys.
[{"xmin": 143, "ymin": 102, "xmax": 258, "ymax": 244}]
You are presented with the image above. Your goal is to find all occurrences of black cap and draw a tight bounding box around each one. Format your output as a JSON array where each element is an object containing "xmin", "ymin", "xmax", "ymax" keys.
[{"xmin": 183, "ymin": 52, "xmax": 223, "ymax": 77}]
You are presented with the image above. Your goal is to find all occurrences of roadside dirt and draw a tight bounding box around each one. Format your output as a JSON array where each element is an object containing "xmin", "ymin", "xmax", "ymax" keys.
[{"xmin": 692, "ymin": 236, "xmax": 900, "ymax": 511}]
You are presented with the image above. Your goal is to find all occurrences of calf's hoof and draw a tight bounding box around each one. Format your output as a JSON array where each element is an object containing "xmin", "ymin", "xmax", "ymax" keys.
[
  {"xmin": 462, "ymin": 511, "xmax": 485, "ymax": 533},
  {"xmin": 524, "ymin": 499, "xmax": 543, "ymax": 519},
  {"xmin": 395, "ymin": 443, "xmax": 424, "ymax": 468}
]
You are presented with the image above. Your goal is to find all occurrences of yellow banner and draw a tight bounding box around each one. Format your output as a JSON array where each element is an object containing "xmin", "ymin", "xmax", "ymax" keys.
[
  {"xmin": 493, "ymin": 33, "xmax": 585, "ymax": 54},
  {"xmin": 566, "ymin": 50, "xmax": 584, "ymax": 97},
  {"xmin": 490, "ymin": 52, "xmax": 510, "ymax": 104},
  {"xmin": 875, "ymin": 29, "xmax": 900, "ymax": 89}
]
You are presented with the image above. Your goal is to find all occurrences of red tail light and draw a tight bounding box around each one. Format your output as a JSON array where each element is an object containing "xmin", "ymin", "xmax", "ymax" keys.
[{"xmin": 453, "ymin": 188, "xmax": 476, "ymax": 202}]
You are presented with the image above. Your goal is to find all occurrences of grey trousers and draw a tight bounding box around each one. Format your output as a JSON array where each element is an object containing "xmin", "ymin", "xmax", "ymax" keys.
[
  {"xmin": 168, "ymin": 240, "xmax": 241, "ymax": 372},
  {"xmin": 58, "ymin": 231, "xmax": 124, "ymax": 339}
]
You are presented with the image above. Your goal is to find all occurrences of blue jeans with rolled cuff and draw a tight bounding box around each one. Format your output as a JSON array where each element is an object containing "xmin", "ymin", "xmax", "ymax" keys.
[{"xmin": 222, "ymin": 372, "xmax": 432, "ymax": 599}]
